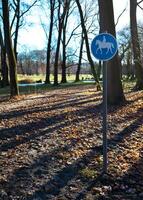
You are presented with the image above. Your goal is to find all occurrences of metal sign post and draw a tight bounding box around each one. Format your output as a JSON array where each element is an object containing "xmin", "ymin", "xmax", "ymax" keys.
[
  {"xmin": 91, "ymin": 33, "xmax": 118, "ymax": 174},
  {"xmin": 103, "ymin": 61, "xmax": 107, "ymax": 173}
]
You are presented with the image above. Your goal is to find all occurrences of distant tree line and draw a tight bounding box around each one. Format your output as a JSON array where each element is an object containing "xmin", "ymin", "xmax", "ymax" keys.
[{"xmin": 17, "ymin": 49, "xmax": 93, "ymax": 75}]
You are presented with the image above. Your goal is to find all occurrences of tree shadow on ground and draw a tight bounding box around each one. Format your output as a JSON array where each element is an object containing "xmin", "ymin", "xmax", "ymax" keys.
[
  {"xmin": 0, "ymin": 100, "xmax": 101, "ymax": 151},
  {"xmin": 0, "ymin": 134, "xmax": 103, "ymax": 199},
  {"xmin": 1, "ymin": 96, "xmax": 140, "ymax": 152},
  {"xmin": 75, "ymin": 155, "xmax": 143, "ymax": 200},
  {"xmin": 0, "ymin": 87, "xmax": 143, "ymax": 199},
  {"xmin": 0, "ymin": 84, "xmax": 98, "ymax": 103},
  {"xmin": 1, "ymin": 113, "xmax": 142, "ymax": 199},
  {"xmin": 75, "ymin": 123, "xmax": 143, "ymax": 199},
  {"xmin": 0, "ymin": 92, "xmax": 101, "ymax": 120}
]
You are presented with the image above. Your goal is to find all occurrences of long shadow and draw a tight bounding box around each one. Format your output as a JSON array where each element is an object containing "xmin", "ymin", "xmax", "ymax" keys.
[
  {"xmin": 108, "ymin": 105, "xmax": 143, "ymax": 127},
  {"xmin": 26, "ymin": 148, "xmax": 102, "ymax": 200},
  {"xmin": 1, "ymin": 88, "xmax": 142, "ymax": 198},
  {"xmin": 121, "ymin": 149, "xmax": 143, "ymax": 189},
  {"xmin": 1, "ymin": 114, "xmax": 142, "ymax": 199},
  {"xmin": 1, "ymin": 88, "xmax": 139, "ymax": 128},
  {"xmin": 1, "ymin": 140, "xmax": 102, "ymax": 199},
  {"xmin": 1, "ymin": 97, "xmax": 142, "ymax": 152},
  {"xmin": 0, "ymin": 88, "xmax": 142, "ymax": 153},
  {"xmin": 0, "ymin": 142, "xmax": 80, "ymax": 194},
  {"xmin": 125, "ymin": 93, "xmax": 143, "ymax": 107},
  {"xmin": 0, "ymin": 93, "xmax": 101, "ymax": 120},
  {"xmin": 0, "ymin": 102, "xmax": 101, "ymax": 151},
  {"xmin": 23, "ymin": 116, "xmax": 143, "ymax": 199},
  {"xmin": 1, "ymin": 86, "xmax": 141, "ymax": 125},
  {"xmin": 74, "ymin": 118, "xmax": 143, "ymax": 199},
  {"xmin": 0, "ymin": 95, "xmax": 101, "ymax": 137},
  {"xmin": 76, "ymin": 151, "xmax": 143, "ymax": 200},
  {"xmin": 106, "ymin": 94, "xmax": 143, "ymax": 126},
  {"xmin": 0, "ymin": 83, "xmax": 98, "ymax": 104},
  {"xmin": 105, "ymin": 152, "xmax": 143, "ymax": 199},
  {"xmin": 108, "ymin": 116, "xmax": 143, "ymax": 148}
]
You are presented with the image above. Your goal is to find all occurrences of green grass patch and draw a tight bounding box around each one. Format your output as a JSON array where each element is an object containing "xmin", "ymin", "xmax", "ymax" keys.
[
  {"xmin": 0, "ymin": 81, "xmax": 95, "ymax": 97},
  {"xmin": 18, "ymin": 81, "xmax": 95, "ymax": 94},
  {"xmin": 80, "ymin": 167, "xmax": 98, "ymax": 179},
  {"xmin": 0, "ymin": 78, "xmax": 137, "ymax": 97},
  {"xmin": 17, "ymin": 74, "xmax": 93, "ymax": 83},
  {"xmin": 18, "ymin": 74, "xmax": 45, "ymax": 83}
]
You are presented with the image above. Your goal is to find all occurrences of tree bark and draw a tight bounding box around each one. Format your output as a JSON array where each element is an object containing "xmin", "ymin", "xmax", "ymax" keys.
[
  {"xmin": 97, "ymin": 61, "xmax": 102, "ymax": 80},
  {"xmin": 0, "ymin": 27, "xmax": 9, "ymax": 87},
  {"xmin": 45, "ymin": 0, "xmax": 55, "ymax": 84},
  {"xmin": 53, "ymin": 14, "xmax": 62, "ymax": 85},
  {"xmin": 13, "ymin": 0, "xmax": 20, "ymax": 61},
  {"xmin": 130, "ymin": 0, "xmax": 143, "ymax": 90},
  {"xmin": 76, "ymin": 0, "xmax": 100, "ymax": 89},
  {"xmin": 2, "ymin": 0, "xmax": 19, "ymax": 97},
  {"xmin": 61, "ymin": 28, "xmax": 67, "ymax": 83},
  {"xmin": 61, "ymin": 4, "xmax": 70, "ymax": 84},
  {"xmin": 54, "ymin": 0, "xmax": 69, "ymax": 85},
  {"xmin": 126, "ymin": 53, "xmax": 131, "ymax": 79},
  {"xmin": 98, "ymin": 0, "xmax": 125, "ymax": 104},
  {"xmin": 75, "ymin": 32, "xmax": 84, "ymax": 82}
]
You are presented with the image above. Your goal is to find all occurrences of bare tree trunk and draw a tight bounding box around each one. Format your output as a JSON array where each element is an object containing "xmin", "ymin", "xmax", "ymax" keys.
[
  {"xmin": 61, "ymin": 5, "xmax": 70, "ymax": 84},
  {"xmin": 126, "ymin": 58, "xmax": 131, "ymax": 79},
  {"xmin": 97, "ymin": 61, "xmax": 102, "ymax": 80},
  {"xmin": 98, "ymin": 0, "xmax": 125, "ymax": 104},
  {"xmin": 61, "ymin": 19, "xmax": 67, "ymax": 83},
  {"xmin": 0, "ymin": 27, "xmax": 9, "ymax": 87},
  {"xmin": 54, "ymin": 0, "xmax": 69, "ymax": 85},
  {"xmin": 45, "ymin": 0, "xmax": 55, "ymax": 84},
  {"xmin": 61, "ymin": 28, "xmax": 67, "ymax": 83},
  {"xmin": 75, "ymin": 0, "xmax": 100, "ymax": 90},
  {"xmin": 13, "ymin": 0, "xmax": 20, "ymax": 61},
  {"xmin": 19, "ymin": 59, "xmax": 25, "ymax": 75},
  {"xmin": 75, "ymin": 32, "xmax": 84, "ymax": 82},
  {"xmin": 2, "ymin": 0, "xmax": 19, "ymax": 97},
  {"xmin": 54, "ymin": 20, "xmax": 62, "ymax": 85},
  {"xmin": 130, "ymin": 0, "xmax": 143, "ymax": 90}
]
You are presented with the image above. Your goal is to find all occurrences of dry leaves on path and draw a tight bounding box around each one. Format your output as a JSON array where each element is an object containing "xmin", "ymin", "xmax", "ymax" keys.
[{"xmin": 0, "ymin": 85, "xmax": 143, "ymax": 199}]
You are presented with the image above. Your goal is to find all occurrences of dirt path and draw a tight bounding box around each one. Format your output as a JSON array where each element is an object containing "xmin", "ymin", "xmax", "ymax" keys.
[{"xmin": 0, "ymin": 85, "xmax": 143, "ymax": 200}]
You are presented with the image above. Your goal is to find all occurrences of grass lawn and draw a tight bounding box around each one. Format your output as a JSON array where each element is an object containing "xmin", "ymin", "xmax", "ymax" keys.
[
  {"xmin": 0, "ymin": 81, "xmax": 96, "ymax": 96},
  {"xmin": 0, "ymin": 73, "xmax": 136, "ymax": 97},
  {"xmin": 0, "ymin": 74, "xmax": 94, "ymax": 96},
  {"xmin": 17, "ymin": 74, "xmax": 93, "ymax": 83}
]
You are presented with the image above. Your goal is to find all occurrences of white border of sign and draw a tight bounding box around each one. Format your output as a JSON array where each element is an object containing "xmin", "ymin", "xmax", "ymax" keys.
[{"xmin": 91, "ymin": 33, "xmax": 118, "ymax": 61}]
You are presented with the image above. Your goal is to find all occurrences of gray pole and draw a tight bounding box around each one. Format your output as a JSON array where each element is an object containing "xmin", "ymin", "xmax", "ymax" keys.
[{"xmin": 103, "ymin": 61, "xmax": 108, "ymax": 173}]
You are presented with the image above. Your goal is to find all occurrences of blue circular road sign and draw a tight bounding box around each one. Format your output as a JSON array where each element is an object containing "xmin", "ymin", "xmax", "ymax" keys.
[{"xmin": 91, "ymin": 33, "xmax": 118, "ymax": 61}]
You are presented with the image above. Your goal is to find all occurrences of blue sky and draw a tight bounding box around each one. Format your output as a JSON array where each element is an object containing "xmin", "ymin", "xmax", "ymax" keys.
[{"xmin": 17, "ymin": 0, "xmax": 143, "ymax": 52}]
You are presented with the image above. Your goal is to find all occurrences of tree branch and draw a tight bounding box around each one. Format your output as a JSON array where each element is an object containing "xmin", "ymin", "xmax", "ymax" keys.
[
  {"xmin": 137, "ymin": 4, "xmax": 143, "ymax": 10},
  {"xmin": 13, "ymin": 0, "xmax": 18, "ymax": 7},
  {"xmin": 10, "ymin": 9, "xmax": 17, "ymax": 30},
  {"xmin": 137, "ymin": 0, "xmax": 143, "ymax": 5},
  {"xmin": 115, "ymin": 7, "xmax": 127, "ymax": 26},
  {"xmin": 66, "ymin": 23, "xmax": 81, "ymax": 47},
  {"xmin": 20, "ymin": 0, "xmax": 38, "ymax": 18}
]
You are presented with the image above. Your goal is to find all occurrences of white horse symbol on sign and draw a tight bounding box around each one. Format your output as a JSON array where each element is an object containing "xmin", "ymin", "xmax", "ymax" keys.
[{"xmin": 96, "ymin": 36, "xmax": 114, "ymax": 54}]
